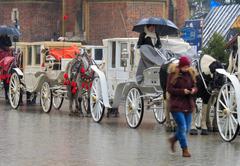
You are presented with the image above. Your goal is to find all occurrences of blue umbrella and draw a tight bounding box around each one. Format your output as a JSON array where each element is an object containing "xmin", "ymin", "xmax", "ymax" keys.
[
  {"xmin": 0, "ymin": 25, "xmax": 20, "ymax": 37},
  {"xmin": 132, "ymin": 17, "xmax": 179, "ymax": 36}
]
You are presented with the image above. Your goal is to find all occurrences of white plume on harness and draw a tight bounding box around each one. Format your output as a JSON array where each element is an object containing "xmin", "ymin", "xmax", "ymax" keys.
[{"xmin": 144, "ymin": 26, "xmax": 157, "ymax": 46}]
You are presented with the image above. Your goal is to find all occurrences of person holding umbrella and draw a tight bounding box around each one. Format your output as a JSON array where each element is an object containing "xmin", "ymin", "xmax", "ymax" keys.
[
  {"xmin": 133, "ymin": 17, "xmax": 178, "ymax": 49},
  {"xmin": 137, "ymin": 24, "xmax": 161, "ymax": 48},
  {"xmin": 133, "ymin": 17, "xmax": 178, "ymax": 84}
]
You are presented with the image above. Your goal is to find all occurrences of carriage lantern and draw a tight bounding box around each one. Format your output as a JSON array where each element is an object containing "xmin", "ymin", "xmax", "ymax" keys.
[{"xmin": 121, "ymin": 48, "xmax": 129, "ymax": 71}]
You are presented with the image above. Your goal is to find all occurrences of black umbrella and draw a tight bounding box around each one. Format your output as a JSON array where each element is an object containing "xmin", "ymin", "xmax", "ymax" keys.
[
  {"xmin": 0, "ymin": 25, "xmax": 20, "ymax": 37},
  {"xmin": 132, "ymin": 17, "xmax": 179, "ymax": 36}
]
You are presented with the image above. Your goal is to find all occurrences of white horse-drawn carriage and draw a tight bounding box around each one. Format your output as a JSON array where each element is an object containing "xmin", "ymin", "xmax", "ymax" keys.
[
  {"xmin": 8, "ymin": 41, "xmax": 82, "ymax": 112},
  {"xmin": 215, "ymin": 36, "xmax": 240, "ymax": 142},
  {"xmin": 89, "ymin": 37, "xmax": 196, "ymax": 128}
]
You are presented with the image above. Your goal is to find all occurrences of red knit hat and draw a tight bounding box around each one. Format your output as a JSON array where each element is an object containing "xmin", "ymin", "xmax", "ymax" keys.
[{"xmin": 178, "ymin": 56, "xmax": 190, "ymax": 68}]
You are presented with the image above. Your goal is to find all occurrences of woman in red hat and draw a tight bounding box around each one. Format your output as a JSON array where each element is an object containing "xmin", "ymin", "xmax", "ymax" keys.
[{"xmin": 166, "ymin": 56, "xmax": 198, "ymax": 157}]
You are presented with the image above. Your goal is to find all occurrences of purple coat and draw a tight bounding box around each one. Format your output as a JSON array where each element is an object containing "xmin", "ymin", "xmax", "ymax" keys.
[{"xmin": 166, "ymin": 65, "xmax": 197, "ymax": 113}]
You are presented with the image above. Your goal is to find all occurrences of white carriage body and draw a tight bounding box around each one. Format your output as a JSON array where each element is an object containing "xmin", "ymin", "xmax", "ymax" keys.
[
  {"xmin": 15, "ymin": 41, "xmax": 82, "ymax": 92},
  {"xmin": 98, "ymin": 37, "xmax": 195, "ymax": 108},
  {"xmin": 82, "ymin": 45, "xmax": 105, "ymax": 65},
  {"xmin": 214, "ymin": 36, "xmax": 240, "ymax": 142},
  {"xmin": 238, "ymin": 36, "xmax": 240, "ymax": 79},
  {"xmin": 15, "ymin": 41, "xmax": 104, "ymax": 92}
]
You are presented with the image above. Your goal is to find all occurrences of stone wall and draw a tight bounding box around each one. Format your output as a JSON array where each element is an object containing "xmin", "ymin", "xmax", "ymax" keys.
[
  {"xmin": 0, "ymin": 1, "xmax": 61, "ymax": 42},
  {"xmin": 0, "ymin": 0, "xmax": 189, "ymax": 44},
  {"xmin": 88, "ymin": 1, "xmax": 168, "ymax": 45}
]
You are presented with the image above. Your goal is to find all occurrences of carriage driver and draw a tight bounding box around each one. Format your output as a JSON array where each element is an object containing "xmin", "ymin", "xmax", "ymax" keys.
[
  {"xmin": 136, "ymin": 24, "xmax": 162, "ymax": 84},
  {"xmin": 137, "ymin": 24, "xmax": 161, "ymax": 49}
]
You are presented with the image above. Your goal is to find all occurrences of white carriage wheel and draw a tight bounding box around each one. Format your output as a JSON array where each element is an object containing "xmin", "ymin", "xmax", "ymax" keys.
[
  {"xmin": 153, "ymin": 99, "xmax": 166, "ymax": 124},
  {"xmin": 53, "ymin": 95, "xmax": 64, "ymax": 110},
  {"xmin": 195, "ymin": 98, "xmax": 202, "ymax": 129},
  {"xmin": 125, "ymin": 87, "xmax": 144, "ymax": 128},
  {"xmin": 90, "ymin": 77, "xmax": 105, "ymax": 122},
  {"xmin": 216, "ymin": 83, "xmax": 239, "ymax": 142},
  {"xmin": 9, "ymin": 72, "xmax": 21, "ymax": 109},
  {"xmin": 40, "ymin": 82, "xmax": 52, "ymax": 113}
]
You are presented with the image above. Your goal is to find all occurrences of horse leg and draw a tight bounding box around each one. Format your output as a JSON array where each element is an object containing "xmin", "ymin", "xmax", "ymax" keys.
[
  {"xmin": 206, "ymin": 97, "xmax": 213, "ymax": 131},
  {"xmin": 107, "ymin": 108, "xmax": 119, "ymax": 118},
  {"xmin": 210, "ymin": 95, "xmax": 218, "ymax": 132},
  {"xmin": 86, "ymin": 97, "xmax": 91, "ymax": 117},
  {"xmin": 200, "ymin": 104, "xmax": 209, "ymax": 135},
  {"xmin": 190, "ymin": 107, "xmax": 198, "ymax": 135},
  {"xmin": 164, "ymin": 95, "xmax": 174, "ymax": 132},
  {"xmin": 69, "ymin": 95, "xmax": 75, "ymax": 116},
  {"xmin": 76, "ymin": 95, "xmax": 84, "ymax": 117}
]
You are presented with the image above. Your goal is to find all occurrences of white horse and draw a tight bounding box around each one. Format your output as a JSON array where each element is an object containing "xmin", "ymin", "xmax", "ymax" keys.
[{"xmin": 64, "ymin": 52, "xmax": 93, "ymax": 116}]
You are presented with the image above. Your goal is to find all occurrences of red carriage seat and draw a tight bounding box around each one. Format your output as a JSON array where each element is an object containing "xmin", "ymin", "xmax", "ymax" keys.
[
  {"xmin": 0, "ymin": 56, "xmax": 15, "ymax": 72},
  {"xmin": 49, "ymin": 45, "xmax": 80, "ymax": 61},
  {"xmin": 0, "ymin": 50, "xmax": 14, "ymax": 81},
  {"xmin": 0, "ymin": 49, "xmax": 12, "ymax": 61}
]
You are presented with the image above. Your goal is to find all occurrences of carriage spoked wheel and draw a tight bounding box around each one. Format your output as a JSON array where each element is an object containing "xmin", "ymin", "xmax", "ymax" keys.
[
  {"xmin": 125, "ymin": 87, "xmax": 144, "ymax": 128},
  {"xmin": 152, "ymin": 99, "xmax": 166, "ymax": 124},
  {"xmin": 40, "ymin": 82, "xmax": 52, "ymax": 113},
  {"xmin": 53, "ymin": 94, "xmax": 64, "ymax": 110},
  {"xmin": 9, "ymin": 72, "xmax": 21, "ymax": 109},
  {"xmin": 90, "ymin": 77, "xmax": 105, "ymax": 122},
  {"xmin": 216, "ymin": 83, "xmax": 239, "ymax": 142}
]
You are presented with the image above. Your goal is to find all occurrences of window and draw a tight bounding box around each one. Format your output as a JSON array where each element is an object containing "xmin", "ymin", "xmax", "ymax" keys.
[
  {"xmin": 130, "ymin": 44, "xmax": 135, "ymax": 70},
  {"xmin": 94, "ymin": 48, "xmax": 103, "ymax": 60},
  {"xmin": 11, "ymin": 8, "xmax": 19, "ymax": 22},
  {"xmin": 34, "ymin": 45, "xmax": 41, "ymax": 65},
  {"xmin": 112, "ymin": 42, "xmax": 116, "ymax": 68},
  {"xmin": 27, "ymin": 46, "xmax": 32, "ymax": 65},
  {"xmin": 120, "ymin": 43, "xmax": 128, "ymax": 67}
]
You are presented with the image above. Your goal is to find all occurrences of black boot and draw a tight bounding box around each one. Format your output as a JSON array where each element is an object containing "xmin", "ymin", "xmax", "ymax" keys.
[
  {"xmin": 190, "ymin": 129, "xmax": 198, "ymax": 135},
  {"xmin": 201, "ymin": 129, "xmax": 209, "ymax": 135}
]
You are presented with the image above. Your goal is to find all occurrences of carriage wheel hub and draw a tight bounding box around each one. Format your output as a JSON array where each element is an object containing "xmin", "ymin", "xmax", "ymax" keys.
[
  {"xmin": 223, "ymin": 108, "xmax": 230, "ymax": 115},
  {"xmin": 128, "ymin": 103, "xmax": 136, "ymax": 112},
  {"xmin": 44, "ymin": 93, "xmax": 49, "ymax": 99},
  {"xmin": 131, "ymin": 104, "xmax": 136, "ymax": 110},
  {"xmin": 92, "ymin": 96, "xmax": 97, "ymax": 102}
]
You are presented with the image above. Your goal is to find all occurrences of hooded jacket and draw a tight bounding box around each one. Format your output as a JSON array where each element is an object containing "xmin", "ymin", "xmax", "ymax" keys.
[{"xmin": 166, "ymin": 63, "xmax": 198, "ymax": 113}]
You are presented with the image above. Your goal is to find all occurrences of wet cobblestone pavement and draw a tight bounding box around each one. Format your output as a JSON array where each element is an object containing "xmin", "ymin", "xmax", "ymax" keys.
[{"xmin": 1, "ymin": 99, "xmax": 240, "ymax": 166}]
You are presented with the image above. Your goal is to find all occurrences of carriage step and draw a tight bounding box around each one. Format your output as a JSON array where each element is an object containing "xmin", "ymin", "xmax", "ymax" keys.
[
  {"xmin": 146, "ymin": 101, "xmax": 163, "ymax": 107},
  {"xmin": 149, "ymin": 106, "xmax": 163, "ymax": 109}
]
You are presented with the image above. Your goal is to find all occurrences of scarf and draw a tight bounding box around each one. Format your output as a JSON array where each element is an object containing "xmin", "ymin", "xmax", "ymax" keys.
[{"xmin": 144, "ymin": 26, "xmax": 157, "ymax": 46}]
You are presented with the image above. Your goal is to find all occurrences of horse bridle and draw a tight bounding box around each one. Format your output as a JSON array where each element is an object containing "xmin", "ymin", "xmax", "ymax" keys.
[{"xmin": 193, "ymin": 56, "xmax": 214, "ymax": 95}]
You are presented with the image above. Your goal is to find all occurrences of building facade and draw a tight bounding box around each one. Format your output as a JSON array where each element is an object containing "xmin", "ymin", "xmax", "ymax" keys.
[{"xmin": 0, "ymin": 0, "xmax": 189, "ymax": 45}]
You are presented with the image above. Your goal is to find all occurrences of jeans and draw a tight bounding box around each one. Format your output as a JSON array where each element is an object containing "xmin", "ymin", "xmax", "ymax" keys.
[{"xmin": 171, "ymin": 112, "xmax": 192, "ymax": 149}]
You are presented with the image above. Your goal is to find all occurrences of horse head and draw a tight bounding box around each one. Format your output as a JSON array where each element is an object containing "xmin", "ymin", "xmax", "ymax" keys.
[{"xmin": 200, "ymin": 54, "xmax": 225, "ymax": 90}]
